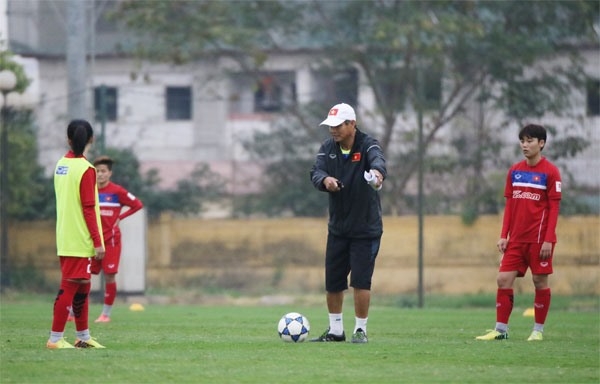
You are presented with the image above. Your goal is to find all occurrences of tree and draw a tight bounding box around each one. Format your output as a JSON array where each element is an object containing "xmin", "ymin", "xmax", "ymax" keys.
[
  {"xmin": 5, "ymin": 110, "xmax": 56, "ymax": 220},
  {"xmin": 0, "ymin": 51, "xmax": 54, "ymax": 221},
  {"xmin": 237, "ymin": 119, "xmax": 329, "ymax": 217},
  {"xmin": 89, "ymin": 148, "xmax": 226, "ymax": 219},
  {"xmin": 117, "ymin": 0, "xmax": 599, "ymax": 217}
]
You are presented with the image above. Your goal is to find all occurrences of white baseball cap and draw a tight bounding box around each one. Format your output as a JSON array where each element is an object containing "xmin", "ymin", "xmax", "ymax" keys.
[{"xmin": 319, "ymin": 103, "xmax": 356, "ymax": 127}]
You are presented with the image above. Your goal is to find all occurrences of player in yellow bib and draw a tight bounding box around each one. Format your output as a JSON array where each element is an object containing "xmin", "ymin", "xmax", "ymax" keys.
[{"xmin": 46, "ymin": 119, "xmax": 106, "ymax": 349}]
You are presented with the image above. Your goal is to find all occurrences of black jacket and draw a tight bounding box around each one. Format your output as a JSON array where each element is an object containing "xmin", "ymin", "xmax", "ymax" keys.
[{"xmin": 310, "ymin": 129, "xmax": 387, "ymax": 238}]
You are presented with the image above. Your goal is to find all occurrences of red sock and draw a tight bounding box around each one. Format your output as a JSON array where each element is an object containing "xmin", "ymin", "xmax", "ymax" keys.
[
  {"xmin": 73, "ymin": 282, "xmax": 91, "ymax": 332},
  {"xmin": 51, "ymin": 279, "xmax": 79, "ymax": 332},
  {"xmin": 534, "ymin": 288, "xmax": 551, "ymax": 325},
  {"xmin": 105, "ymin": 282, "xmax": 117, "ymax": 306},
  {"xmin": 496, "ymin": 288, "xmax": 514, "ymax": 324}
]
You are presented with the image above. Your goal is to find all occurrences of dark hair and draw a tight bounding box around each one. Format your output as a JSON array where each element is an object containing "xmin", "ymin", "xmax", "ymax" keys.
[
  {"xmin": 93, "ymin": 155, "xmax": 114, "ymax": 171},
  {"xmin": 67, "ymin": 119, "xmax": 94, "ymax": 156},
  {"xmin": 518, "ymin": 124, "xmax": 547, "ymax": 142}
]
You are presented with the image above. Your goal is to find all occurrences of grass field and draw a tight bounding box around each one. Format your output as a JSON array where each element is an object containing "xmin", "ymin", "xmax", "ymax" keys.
[{"xmin": 0, "ymin": 292, "xmax": 598, "ymax": 383}]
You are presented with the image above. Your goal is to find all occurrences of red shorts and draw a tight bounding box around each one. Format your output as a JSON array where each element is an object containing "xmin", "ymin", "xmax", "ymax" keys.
[
  {"xmin": 60, "ymin": 257, "xmax": 92, "ymax": 280},
  {"xmin": 91, "ymin": 241, "xmax": 121, "ymax": 275},
  {"xmin": 499, "ymin": 242, "xmax": 554, "ymax": 277}
]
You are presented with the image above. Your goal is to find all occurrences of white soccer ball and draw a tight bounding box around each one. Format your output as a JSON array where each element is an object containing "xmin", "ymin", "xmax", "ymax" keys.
[{"xmin": 277, "ymin": 312, "xmax": 310, "ymax": 343}]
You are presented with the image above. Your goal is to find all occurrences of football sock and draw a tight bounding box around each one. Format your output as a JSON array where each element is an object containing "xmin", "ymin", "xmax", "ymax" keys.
[
  {"xmin": 49, "ymin": 331, "xmax": 65, "ymax": 343},
  {"xmin": 73, "ymin": 282, "xmax": 90, "ymax": 332},
  {"xmin": 102, "ymin": 304, "xmax": 113, "ymax": 317},
  {"xmin": 496, "ymin": 288, "xmax": 514, "ymax": 325},
  {"xmin": 534, "ymin": 288, "xmax": 551, "ymax": 326},
  {"xmin": 328, "ymin": 313, "xmax": 344, "ymax": 335},
  {"xmin": 495, "ymin": 322, "xmax": 508, "ymax": 333},
  {"xmin": 76, "ymin": 329, "xmax": 91, "ymax": 342},
  {"xmin": 533, "ymin": 323, "xmax": 544, "ymax": 332},
  {"xmin": 51, "ymin": 279, "xmax": 79, "ymax": 334},
  {"xmin": 354, "ymin": 317, "xmax": 367, "ymax": 334},
  {"xmin": 104, "ymin": 282, "xmax": 117, "ymax": 306}
]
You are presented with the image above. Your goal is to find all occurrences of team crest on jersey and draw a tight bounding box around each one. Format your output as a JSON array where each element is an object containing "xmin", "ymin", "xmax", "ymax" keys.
[
  {"xmin": 56, "ymin": 166, "xmax": 68, "ymax": 175},
  {"xmin": 351, "ymin": 153, "xmax": 361, "ymax": 162}
]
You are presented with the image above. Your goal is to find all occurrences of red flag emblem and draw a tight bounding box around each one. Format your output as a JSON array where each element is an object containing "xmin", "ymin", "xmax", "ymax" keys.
[{"xmin": 351, "ymin": 153, "xmax": 361, "ymax": 162}]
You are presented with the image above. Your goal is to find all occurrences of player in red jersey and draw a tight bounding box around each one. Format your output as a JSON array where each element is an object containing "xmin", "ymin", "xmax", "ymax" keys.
[
  {"xmin": 90, "ymin": 155, "xmax": 143, "ymax": 323},
  {"xmin": 477, "ymin": 124, "xmax": 561, "ymax": 342}
]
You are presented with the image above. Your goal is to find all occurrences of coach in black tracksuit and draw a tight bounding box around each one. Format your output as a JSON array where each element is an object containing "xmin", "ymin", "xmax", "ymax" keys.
[{"xmin": 309, "ymin": 102, "xmax": 386, "ymax": 344}]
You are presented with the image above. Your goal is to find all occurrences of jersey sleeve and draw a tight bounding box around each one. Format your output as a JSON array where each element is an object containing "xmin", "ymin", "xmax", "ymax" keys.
[
  {"xmin": 117, "ymin": 186, "xmax": 144, "ymax": 221},
  {"xmin": 500, "ymin": 198, "xmax": 513, "ymax": 239},
  {"xmin": 543, "ymin": 163, "xmax": 562, "ymax": 242},
  {"xmin": 80, "ymin": 167, "xmax": 103, "ymax": 248},
  {"xmin": 499, "ymin": 169, "xmax": 513, "ymax": 238}
]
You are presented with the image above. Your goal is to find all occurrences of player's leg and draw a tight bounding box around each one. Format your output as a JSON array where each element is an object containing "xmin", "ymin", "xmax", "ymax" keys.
[
  {"xmin": 495, "ymin": 270, "xmax": 518, "ymax": 332},
  {"xmin": 351, "ymin": 289, "xmax": 370, "ymax": 343},
  {"xmin": 96, "ymin": 273, "xmax": 116, "ymax": 322},
  {"xmin": 68, "ymin": 255, "xmax": 102, "ymax": 322},
  {"xmin": 476, "ymin": 242, "xmax": 525, "ymax": 340},
  {"xmin": 310, "ymin": 234, "xmax": 348, "ymax": 342},
  {"xmin": 73, "ymin": 278, "xmax": 106, "ymax": 348},
  {"xmin": 48, "ymin": 278, "xmax": 79, "ymax": 348},
  {"xmin": 95, "ymin": 242, "xmax": 120, "ymax": 323},
  {"xmin": 48, "ymin": 257, "xmax": 88, "ymax": 349},
  {"xmin": 528, "ymin": 242, "xmax": 554, "ymax": 341},
  {"xmin": 348, "ymin": 236, "xmax": 380, "ymax": 343},
  {"xmin": 73, "ymin": 279, "xmax": 91, "ymax": 336}
]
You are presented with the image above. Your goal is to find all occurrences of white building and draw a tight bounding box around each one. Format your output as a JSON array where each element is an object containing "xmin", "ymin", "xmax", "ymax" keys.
[{"xmin": 4, "ymin": 0, "xmax": 600, "ymax": 212}]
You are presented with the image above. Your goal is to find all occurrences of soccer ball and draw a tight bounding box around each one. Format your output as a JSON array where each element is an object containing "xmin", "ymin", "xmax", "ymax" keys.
[{"xmin": 277, "ymin": 312, "xmax": 310, "ymax": 342}]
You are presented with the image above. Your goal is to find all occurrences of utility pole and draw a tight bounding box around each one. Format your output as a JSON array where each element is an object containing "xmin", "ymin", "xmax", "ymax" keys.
[
  {"xmin": 66, "ymin": 0, "xmax": 87, "ymax": 120},
  {"xmin": 99, "ymin": 84, "xmax": 106, "ymax": 153},
  {"xmin": 417, "ymin": 67, "xmax": 425, "ymax": 309}
]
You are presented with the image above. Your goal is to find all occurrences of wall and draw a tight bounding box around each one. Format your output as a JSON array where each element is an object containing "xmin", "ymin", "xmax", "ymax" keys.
[{"xmin": 8, "ymin": 215, "xmax": 600, "ymax": 295}]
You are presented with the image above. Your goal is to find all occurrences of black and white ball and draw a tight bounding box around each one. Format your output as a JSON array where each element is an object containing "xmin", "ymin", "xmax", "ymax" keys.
[{"xmin": 277, "ymin": 312, "xmax": 310, "ymax": 342}]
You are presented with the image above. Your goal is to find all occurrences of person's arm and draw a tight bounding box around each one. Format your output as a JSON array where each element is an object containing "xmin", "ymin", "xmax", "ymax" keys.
[
  {"xmin": 539, "ymin": 198, "xmax": 560, "ymax": 260},
  {"xmin": 543, "ymin": 198, "xmax": 560, "ymax": 243},
  {"xmin": 309, "ymin": 142, "xmax": 331, "ymax": 192},
  {"xmin": 118, "ymin": 189, "xmax": 144, "ymax": 221},
  {"xmin": 497, "ymin": 197, "xmax": 512, "ymax": 253},
  {"xmin": 80, "ymin": 167, "xmax": 103, "ymax": 248},
  {"xmin": 500, "ymin": 198, "xmax": 512, "ymax": 240},
  {"xmin": 366, "ymin": 138, "xmax": 386, "ymax": 180},
  {"xmin": 498, "ymin": 170, "xmax": 513, "ymax": 253},
  {"xmin": 543, "ymin": 167, "xmax": 562, "ymax": 243}
]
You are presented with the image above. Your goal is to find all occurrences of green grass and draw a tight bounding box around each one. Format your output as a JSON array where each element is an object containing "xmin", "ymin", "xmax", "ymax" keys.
[{"xmin": 1, "ymin": 293, "xmax": 598, "ymax": 384}]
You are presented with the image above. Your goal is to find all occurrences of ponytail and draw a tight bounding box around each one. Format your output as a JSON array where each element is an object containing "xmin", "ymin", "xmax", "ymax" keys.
[{"xmin": 67, "ymin": 119, "xmax": 94, "ymax": 156}]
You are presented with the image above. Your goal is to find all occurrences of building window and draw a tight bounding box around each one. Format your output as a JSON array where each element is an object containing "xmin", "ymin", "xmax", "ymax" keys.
[
  {"xmin": 587, "ymin": 78, "xmax": 599, "ymax": 116},
  {"xmin": 229, "ymin": 71, "xmax": 296, "ymax": 115},
  {"xmin": 166, "ymin": 86, "xmax": 192, "ymax": 120},
  {"xmin": 254, "ymin": 76, "xmax": 284, "ymax": 112},
  {"xmin": 94, "ymin": 86, "xmax": 117, "ymax": 122},
  {"xmin": 311, "ymin": 68, "xmax": 358, "ymax": 108}
]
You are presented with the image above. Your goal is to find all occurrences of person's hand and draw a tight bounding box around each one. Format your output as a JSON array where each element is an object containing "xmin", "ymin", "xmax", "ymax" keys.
[
  {"xmin": 94, "ymin": 246, "xmax": 105, "ymax": 261},
  {"xmin": 323, "ymin": 176, "xmax": 343, "ymax": 192},
  {"xmin": 371, "ymin": 170, "xmax": 384, "ymax": 188},
  {"xmin": 540, "ymin": 241, "xmax": 553, "ymax": 260},
  {"xmin": 497, "ymin": 238, "xmax": 508, "ymax": 253}
]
